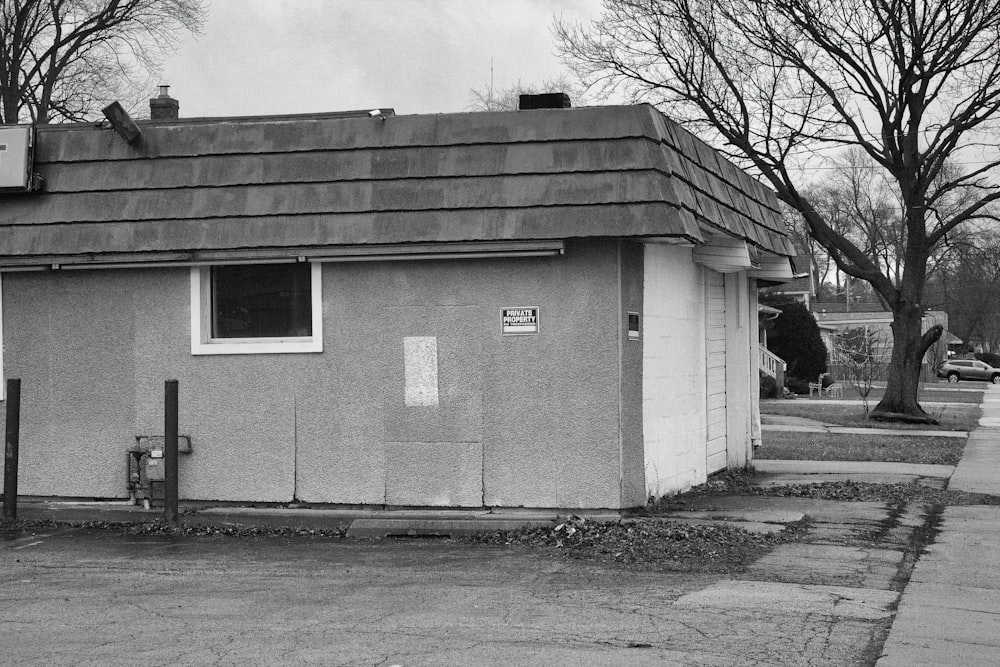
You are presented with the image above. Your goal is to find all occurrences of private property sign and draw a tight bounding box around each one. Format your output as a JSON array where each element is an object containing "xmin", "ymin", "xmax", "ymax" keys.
[{"xmin": 502, "ymin": 307, "xmax": 539, "ymax": 335}]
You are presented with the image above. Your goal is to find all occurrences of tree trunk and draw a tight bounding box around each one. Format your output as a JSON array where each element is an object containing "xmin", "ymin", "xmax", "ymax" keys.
[{"xmin": 870, "ymin": 305, "xmax": 941, "ymax": 424}]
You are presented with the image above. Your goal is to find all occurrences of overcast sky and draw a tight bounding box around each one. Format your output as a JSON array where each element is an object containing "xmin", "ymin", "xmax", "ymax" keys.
[{"xmin": 159, "ymin": 0, "xmax": 605, "ymax": 118}]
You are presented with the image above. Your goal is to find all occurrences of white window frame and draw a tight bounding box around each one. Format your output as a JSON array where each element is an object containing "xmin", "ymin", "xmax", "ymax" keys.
[{"xmin": 190, "ymin": 261, "xmax": 323, "ymax": 355}]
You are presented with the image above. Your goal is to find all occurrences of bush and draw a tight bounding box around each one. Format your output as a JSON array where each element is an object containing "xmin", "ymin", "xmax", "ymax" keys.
[
  {"xmin": 975, "ymin": 352, "xmax": 1000, "ymax": 368},
  {"xmin": 759, "ymin": 370, "xmax": 779, "ymax": 399},
  {"xmin": 765, "ymin": 301, "xmax": 828, "ymax": 381},
  {"xmin": 784, "ymin": 376, "xmax": 811, "ymax": 395}
]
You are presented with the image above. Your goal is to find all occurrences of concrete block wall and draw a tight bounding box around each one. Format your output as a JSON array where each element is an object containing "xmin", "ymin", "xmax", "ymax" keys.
[{"xmin": 642, "ymin": 243, "xmax": 708, "ymax": 497}]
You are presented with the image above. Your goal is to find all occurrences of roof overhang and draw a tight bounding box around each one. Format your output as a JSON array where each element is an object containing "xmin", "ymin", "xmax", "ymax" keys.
[
  {"xmin": 748, "ymin": 254, "xmax": 796, "ymax": 282},
  {"xmin": 0, "ymin": 240, "xmax": 566, "ymax": 271},
  {"xmin": 692, "ymin": 236, "xmax": 755, "ymax": 273}
]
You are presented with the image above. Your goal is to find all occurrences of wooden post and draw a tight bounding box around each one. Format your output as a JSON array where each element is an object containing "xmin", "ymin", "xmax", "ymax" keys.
[
  {"xmin": 2, "ymin": 379, "xmax": 22, "ymax": 525},
  {"xmin": 164, "ymin": 380, "xmax": 179, "ymax": 526}
]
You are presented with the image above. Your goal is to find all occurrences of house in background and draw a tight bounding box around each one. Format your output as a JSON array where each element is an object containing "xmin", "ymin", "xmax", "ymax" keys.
[
  {"xmin": 0, "ymin": 94, "xmax": 793, "ymax": 509},
  {"xmin": 761, "ymin": 255, "xmax": 963, "ymax": 382},
  {"xmin": 761, "ymin": 254, "xmax": 816, "ymax": 308},
  {"xmin": 809, "ymin": 302, "xmax": 958, "ymax": 380}
]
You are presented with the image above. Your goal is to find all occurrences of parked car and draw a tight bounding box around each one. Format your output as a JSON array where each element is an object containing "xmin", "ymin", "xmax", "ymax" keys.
[{"xmin": 937, "ymin": 359, "xmax": 1000, "ymax": 383}]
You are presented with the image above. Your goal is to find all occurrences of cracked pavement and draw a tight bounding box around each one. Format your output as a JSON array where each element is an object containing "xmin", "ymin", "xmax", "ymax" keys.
[{"xmin": 1, "ymin": 494, "xmax": 917, "ymax": 666}]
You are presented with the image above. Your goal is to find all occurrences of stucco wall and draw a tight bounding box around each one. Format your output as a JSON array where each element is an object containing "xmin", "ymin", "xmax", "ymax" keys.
[
  {"xmin": 1, "ymin": 239, "xmax": 626, "ymax": 508},
  {"xmin": 642, "ymin": 243, "xmax": 708, "ymax": 496},
  {"xmin": 1, "ymin": 271, "xmax": 140, "ymax": 498},
  {"xmin": 618, "ymin": 242, "xmax": 646, "ymax": 507}
]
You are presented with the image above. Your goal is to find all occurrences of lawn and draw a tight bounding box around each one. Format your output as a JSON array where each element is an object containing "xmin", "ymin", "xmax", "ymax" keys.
[
  {"xmin": 760, "ymin": 400, "xmax": 980, "ymax": 431},
  {"xmin": 810, "ymin": 382, "xmax": 985, "ymax": 404},
  {"xmin": 755, "ymin": 431, "xmax": 965, "ymax": 465}
]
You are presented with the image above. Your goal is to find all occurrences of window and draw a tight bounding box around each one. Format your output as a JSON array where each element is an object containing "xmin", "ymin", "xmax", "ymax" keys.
[{"xmin": 190, "ymin": 262, "xmax": 322, "ymax": 355}]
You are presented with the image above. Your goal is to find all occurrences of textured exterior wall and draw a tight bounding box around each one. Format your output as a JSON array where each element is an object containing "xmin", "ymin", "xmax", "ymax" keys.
[
  {"xmin": 478, "ymin": 241, "xmax": 622, "ymax": 508},
  {"xmin": 1, "ymin": 271, "xmax": 140, "ymax": 498},
  {"xmin": 642, "ymin": 244, "xmax": 708, "ymax": 497},
  {"xmin": 618, "ymin": 242, "xmax": 646, "ymax": 507},
  {"xmin": 724, "ymin": 272, "xmax": 753, "ymax": 468},
  {"xmin": 1, "ymin": 240, "xmax": 626, "ymax": 508}
]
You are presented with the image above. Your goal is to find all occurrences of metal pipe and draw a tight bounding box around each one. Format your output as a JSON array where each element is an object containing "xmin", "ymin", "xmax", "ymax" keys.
[
  {"xmin": 164, "ymin": 380, "xmax": 179, "ymax": 526},
  {"xmin": 2, "ymin": 379, "xmax": 21, "ymax": 525}
]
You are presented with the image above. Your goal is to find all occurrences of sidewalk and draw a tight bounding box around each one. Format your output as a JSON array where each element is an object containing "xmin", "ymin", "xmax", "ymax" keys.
[
  {"xmin": 754, "ymin": 459, "xmax": 954, "ymax": 487},
  {"xmin": 877, "ymin": 385, "xmax": 1000, "ymax": 665}
]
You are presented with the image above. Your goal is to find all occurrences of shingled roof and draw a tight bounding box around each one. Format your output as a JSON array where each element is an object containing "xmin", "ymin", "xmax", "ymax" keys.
[{"xmin": 0, "ymin": 104, "xmax": 793, "ymax": 267}]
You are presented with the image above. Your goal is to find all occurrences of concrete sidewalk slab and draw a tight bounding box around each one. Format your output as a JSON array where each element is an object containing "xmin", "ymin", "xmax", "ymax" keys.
[
  {"xmin": 749, "ymin": 543, "xmax": 903, "ymax": 590},
  {"xmin": 899, "ymin": 582, "xmax": 1000, "ymax": 614},
  {"xmin": 882, "ymin": 605, "xmax": 1000, "ymax": 647},
  {"xmin": 652, "ymin": 517, "xmax": 787, "ymax": 534},
  {"xmin": 754, "ymin": 460, "xmax": 955, "ymax": 478},
  {"xmin": 673, "ymin": 580, "xmax": 897, "ymax": 620},
  {"xmin": 645, "ymin": 509, "xmax": 805, "ymax": 535},
  {"xmin": 755, "ymin": 473, "xmax": 948, "ymax": 487},
  {"xmin": 785, "ymin": 399, "xmax": 976, "ymax": 408},
  {"xmin": 659, "ymin": 509, "xmax": 806, "ymax": 524},
  {"xmin": 878, "ymin": 386, "xmax": 1000, "ymax": 665},
  {"xmin": 762, "ymin": 423, "xmax": 968, "ymax": 438},
  {"xmin": 949, "ymin": 430, "xmax": 1000, "ymax": 494},
  {"xmin": 876, "ymin": 638, "xmax": 1000, "ymax": 667}
]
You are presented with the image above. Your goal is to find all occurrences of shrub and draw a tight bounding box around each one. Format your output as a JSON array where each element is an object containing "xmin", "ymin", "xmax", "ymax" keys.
[
  {"xmin": 759, "ymin": 370, "xmax": 779, "ymax": 399},
  {"xmin": 975, "ymin": 352, "xmax": 1000, "ymax": 368},
  {"xmin": 765, "ymin": 301, "xmax": 828, "ymax": 381},
  {"xmin": 784, "ymin": 376, "xmax": 811, "ymax": 395}
]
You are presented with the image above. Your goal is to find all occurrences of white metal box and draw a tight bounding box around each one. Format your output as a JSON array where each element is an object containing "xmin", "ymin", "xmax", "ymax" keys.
[{"xmin": 0, "ymin": 126, "xmax": 31, "ymax": 190}]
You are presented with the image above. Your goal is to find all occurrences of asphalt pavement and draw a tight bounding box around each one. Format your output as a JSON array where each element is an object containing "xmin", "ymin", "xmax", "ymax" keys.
[{"xmin": 4, "ymin": 386, "xmax": 1000, "ymax": 664}]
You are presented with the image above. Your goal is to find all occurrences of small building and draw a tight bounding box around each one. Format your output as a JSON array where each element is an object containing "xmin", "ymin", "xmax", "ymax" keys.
[
  {"xmin": 761, "ymin": 253, "xmax": 816, "ymax": 308},
  {"xmin": 814, "ymin": 304, "xmax": 960, "ymax": 379},
  {"xmin": 0, "ymin": 95, "xmax": 792, "ymax": 509}
]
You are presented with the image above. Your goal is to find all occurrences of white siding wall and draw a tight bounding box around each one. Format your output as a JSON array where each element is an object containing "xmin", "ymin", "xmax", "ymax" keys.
[
  {"xmin": 705, "ymin": 270, "xmax": 728, "ymax": 473},
  {"xmin": 724, "ymin": 271, "xmax": 754, "ymax": 467},
  {"xmin": 642, "ymin": 244, "xmax": 707, "ymax": 497}
]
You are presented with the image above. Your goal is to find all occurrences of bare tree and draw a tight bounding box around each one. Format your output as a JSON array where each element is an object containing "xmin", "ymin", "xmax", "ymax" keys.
[
  {"xmin": 556, "ymin": 0, "xmax": 1000, "ymax": 423},
  {"xmin": 1, "ymin": 0, "xmax": 205, "ymax": 125},
  {"xmin": 929, "ymin": 230, "xmax": 1000, "ymax": 351},
  {"xmin": 834, "ymin": 327, "xmax": 891, "ymax": 414},
  {"xmin": 468, "ymin": 73, "xmax": 587, "ymax": 112}
]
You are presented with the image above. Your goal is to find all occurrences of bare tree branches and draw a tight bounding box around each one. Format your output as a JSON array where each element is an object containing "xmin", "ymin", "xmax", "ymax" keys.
[
  {"xmin": 467, "ymin": 73, "xmax": 586, "ymax": 112},
  {"xmin": 556, "ymin": 0, "xmax": 1000, "ymax": 420},
  {"xmin": 1, "ymin": 0, "xmax": 205, "ymax": 124}
]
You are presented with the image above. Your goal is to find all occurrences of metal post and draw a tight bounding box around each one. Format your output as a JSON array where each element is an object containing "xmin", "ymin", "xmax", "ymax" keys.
[
  {"xmin": 2, "ymin": 379, "xmax": 22, "ymax": 525},
  {"xmin": 164, "ymin": 380, "xmax": 179, "ymax": 526}
]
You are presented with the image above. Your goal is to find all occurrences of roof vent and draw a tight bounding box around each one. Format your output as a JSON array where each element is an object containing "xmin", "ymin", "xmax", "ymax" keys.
[
  {"xmin": 150, "ymin": 85, "xmax": 179, "ymax": 120},
  {"xmin": 518, "ymin": 93, "xmax": 571, "ymax": 110}
]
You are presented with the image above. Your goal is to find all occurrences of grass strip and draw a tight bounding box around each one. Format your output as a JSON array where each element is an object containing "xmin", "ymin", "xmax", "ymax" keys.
[
  {"xmin": 761, "ymin": 401, "xmax": 979, "ymax": 431},
  {"xmin": 756, "ymin": 431, "xmax": 965, "ymax": 465}
]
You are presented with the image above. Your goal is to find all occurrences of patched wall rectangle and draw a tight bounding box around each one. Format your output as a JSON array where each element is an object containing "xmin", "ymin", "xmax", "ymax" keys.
[{"xmin": 404, "ymin": 336, "xmax": 439, "ymax": 407}]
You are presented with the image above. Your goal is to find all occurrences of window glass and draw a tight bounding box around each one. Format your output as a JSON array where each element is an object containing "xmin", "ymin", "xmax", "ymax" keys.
[{"xmin": 211, "ymin": 263, "xmax": 312, "ymax": 339}]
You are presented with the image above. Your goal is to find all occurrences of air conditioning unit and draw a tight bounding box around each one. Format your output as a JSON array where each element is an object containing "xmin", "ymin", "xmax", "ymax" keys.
[{"xmin": 0, "ymin": 126, "xmax": 33, "ymax": 191}]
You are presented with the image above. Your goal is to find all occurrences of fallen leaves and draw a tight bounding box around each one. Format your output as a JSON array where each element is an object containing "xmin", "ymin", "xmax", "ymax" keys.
[{"xmin": 468, "ymin": 513, "xmax": 809, "ymax": 573}]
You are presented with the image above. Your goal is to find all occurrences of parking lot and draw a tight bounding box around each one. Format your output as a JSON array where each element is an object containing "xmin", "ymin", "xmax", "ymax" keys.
[{"xmin": 3, "ymin": 501, "xmax": 898, "ymax": 666}]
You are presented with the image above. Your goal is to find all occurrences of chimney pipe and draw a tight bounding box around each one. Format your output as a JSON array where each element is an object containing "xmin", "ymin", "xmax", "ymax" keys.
[
  {"xmin": 518, "ymin": 92, "xmax": 572, "ymax": 110},
  {"xmin": 150, "ymin": 85, "xmax": 179, "ymax": 120}
]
